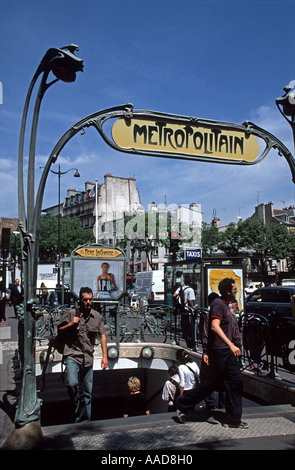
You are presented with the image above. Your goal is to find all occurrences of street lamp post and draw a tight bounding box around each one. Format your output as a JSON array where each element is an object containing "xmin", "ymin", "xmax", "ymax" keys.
[
  {"xmin": 2, "ymin": 45, "xmax": 83, "ymax": 450},
  {"xmin": 276, "ymin": 84, "xmax": 295, "ymax": 154},
  {"xmin": 48, "ymin": 164, "xmax": 80, "ymax": 287}
]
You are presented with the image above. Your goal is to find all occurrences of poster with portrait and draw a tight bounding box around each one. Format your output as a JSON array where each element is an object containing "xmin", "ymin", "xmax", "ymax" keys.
[
  {"xmin": 205, "ymin": 266, "xmax": 244, "ymax": 310},
  {"xmin": 70, "ymin": 244, "xmax": 126, "ymax": 301}
]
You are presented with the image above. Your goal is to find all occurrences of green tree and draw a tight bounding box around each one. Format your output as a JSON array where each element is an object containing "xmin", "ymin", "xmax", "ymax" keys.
[
  {"xmin": 225, "ymin": 218, "xmax": 295, "ymax": 281},
  {"xmin": 118, "ymin": 212, "xmax": 170, "ymax": 269},
  {"xmin": 201, "ymin": 222, "xmax": 222, "ymax": 256},
  {"xmin": 217, "ymin": 222, "xmax": 244, "ymax": 256},
  {"xmin": 267, "ymin": 223, "xmax": 294, "ymax": 260},
  {"xmin": 288, "ymin": 229, "xmax": 295, "ymax": 270},
  {"xmin": 39, "ymin": 215, "xmax": 95, "ymax": 263}
]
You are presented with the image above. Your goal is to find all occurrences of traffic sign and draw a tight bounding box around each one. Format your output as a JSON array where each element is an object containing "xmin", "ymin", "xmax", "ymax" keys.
[{"xmin": 185, "ymin": 248, "xmax": 202, "ymax": 260}]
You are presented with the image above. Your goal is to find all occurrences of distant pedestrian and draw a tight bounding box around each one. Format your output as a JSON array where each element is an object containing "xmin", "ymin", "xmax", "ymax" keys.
[
  {"xmin": 40, "ymin": 282, "xmax": 48, "ymax": 306},
  {"xmin": 162, "ymin": 365, "xmax": 180, "ymax": 411},
  {"xmin": 0, "ymin": 280, "xmax": 6, "ymax": 322},
  {"xmin": 176, "ymin": 349, "xmax": 200, "ymax": 411},
  {"xmin": 173, "ymin": 276, "xmax": 196, "ymax": 349},
  {"xmin": 9, "ymin": 278, "xmax": 24, "ymax": 318}
]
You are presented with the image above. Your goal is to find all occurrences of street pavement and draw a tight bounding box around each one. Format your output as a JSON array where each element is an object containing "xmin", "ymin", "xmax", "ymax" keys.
[{"xmin": 0, "ymin": 304, "xmax": 294, "ymax": 452}]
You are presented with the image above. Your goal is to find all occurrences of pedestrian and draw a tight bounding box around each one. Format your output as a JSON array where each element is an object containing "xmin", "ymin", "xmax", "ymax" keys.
[
  {"xmin": 123, "ymin": 376, "xmax": 150, "ymax": 418},
  {"xmin": 161, "ymin": 365, "xmax": 180, "ymax": 412},
  {"xmin": 40, "ymin": 282, "xmax": 48, "ymax": 306},
  {"xmin": 58, "ymin": 286, "xmax": 108, "ymax": 422},
  {"xmin": 176, "ymin": 349, "xmax": 200, "ymax": 411},
  {"xmin": 201, "ymin": 292, "xmax": 226, "ymax": 410},
  {"xmin": 176, "ymin": 278, "xmax": 248, "ymax": 429},
  {"xmin": 173, "ymin": 276, "xmax": 196, "ymax": 349},
  {"xmin": 0, "ymin": 280, "xmax": 6, "ymax": 322},
  {"xmin": 9, "ymin": 278, "xmax": 24, "ymax": 318}
]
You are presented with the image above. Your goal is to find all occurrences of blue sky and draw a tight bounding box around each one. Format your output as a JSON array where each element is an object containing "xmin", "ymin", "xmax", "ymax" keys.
[{"xmin": 1, "ymin": 0, "xmax": 294, "ymax": 227}]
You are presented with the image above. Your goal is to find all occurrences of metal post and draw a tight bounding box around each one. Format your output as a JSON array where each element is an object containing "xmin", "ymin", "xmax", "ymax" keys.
[
  {"xmin": 57, "ymin": 164, "xmax": 61, "ymax": 287},
  {"xmin": 39, "ymin": 164, "xmax": 80, "ymax": 289},
  {"xmin": 276, "ymin": 84, "xmax": 295, "ymax": 165},
  {"xmin": 2, "ymin": 45, "xmax": 83, "ymax": 450}
]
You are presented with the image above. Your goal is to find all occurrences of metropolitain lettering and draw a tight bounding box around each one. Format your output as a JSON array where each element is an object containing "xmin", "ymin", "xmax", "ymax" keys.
[{"xmin": 133, "ymin": 121, "xmax": 244, "ymax": 156}]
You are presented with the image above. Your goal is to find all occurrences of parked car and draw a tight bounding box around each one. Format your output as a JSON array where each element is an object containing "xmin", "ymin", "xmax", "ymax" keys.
[
  {"xmin": 131, "ymin": 270, "xmax": 164, "ymax": 305},
  {"xmin": 245, "ymin": 282, "xmax": 264, "ymax": 296},
  {"xmin": 280, "ymin": 279, "xmax": 295, "ymax": 287},
  {"xmin": 245, "ymin": 286, "xmax": 295, "ymax": 318}
]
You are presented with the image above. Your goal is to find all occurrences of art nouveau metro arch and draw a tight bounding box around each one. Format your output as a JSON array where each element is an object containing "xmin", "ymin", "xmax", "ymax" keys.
[
  {"xmin": 13, "ymin": 43, "xmax": 294, "ymax": 449},
  {"xmin": 45, "ymin": 103, "xmax": 295, "ymax": 185}
]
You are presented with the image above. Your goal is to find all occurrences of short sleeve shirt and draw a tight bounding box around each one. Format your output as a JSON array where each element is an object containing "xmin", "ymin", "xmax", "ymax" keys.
[
  {"xmin": 209, "ymin": 297, "xmax": 241, "ymax": 350},
  {"xmin": 174, "ymin": 285, "xmax": 196, "ymax": 306},
  {"xmin": 59, "ymin": 307, "xmax": 105, "ymax": 367},
  {"xmin": 183, "ymin": 286, "xmax": 195, "ymax": 304},
  {"xmin": 178, "ymin": 362, "xmax": 200, "ymax": 389}
]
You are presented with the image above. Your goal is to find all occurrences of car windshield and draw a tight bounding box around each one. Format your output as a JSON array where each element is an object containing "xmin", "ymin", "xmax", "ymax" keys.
[
  {"xmin": 248, "ymin": 289, "xmax": 277, "ymax": 302},
  {"xmin": 248, "ymin": 291, "xmax": 262, "ymax": 301},
  {"xmin": 248, "ymin": 288, "xmax": 293, "ymax": 303}
]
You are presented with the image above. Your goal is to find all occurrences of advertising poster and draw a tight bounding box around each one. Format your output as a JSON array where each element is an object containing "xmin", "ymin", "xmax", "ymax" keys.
[
  {"xmin": 206, "ymin": 266, "xmax": 244, "ymax": 310},
  {"xmin": 70, "ymin": 245, "xmax": 126, "ymax": 300}
]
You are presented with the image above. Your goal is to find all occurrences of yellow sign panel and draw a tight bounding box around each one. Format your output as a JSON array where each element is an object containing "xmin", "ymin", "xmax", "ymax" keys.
[
  {"xmin": 74, "ymin": 246, "xmax": 123, "ymax": 258},
  {"xmin": 208, "ymin": 268, "xmax": 243, "ymax": 310},
  {"xmin": 112, "ymin": 117, "xmax": 260, "ymax": 162}
]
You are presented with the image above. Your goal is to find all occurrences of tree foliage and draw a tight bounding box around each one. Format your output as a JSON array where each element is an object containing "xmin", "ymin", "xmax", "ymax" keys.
[
  {"xmin": 39, "ymin": 215, "xmax": 95, "ymax": 262},
  {"xmin": 117, "ymin": 212, "xmax": 170, "ymax": 269},
  {"xmin": 201, "ymin": 217, "xmax": 295, "ymax": 279},
  {"xmin": 201, "ymin": 223, "xmax": 223, "ymax": 256}
]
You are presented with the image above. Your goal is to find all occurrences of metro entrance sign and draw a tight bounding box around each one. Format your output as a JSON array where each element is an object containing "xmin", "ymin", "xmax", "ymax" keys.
[
  {"xmin": 112, "ymin": 115, "xmax": 260, "ymax": 164},
  {"xmin": 48, "ymin": 103, "xmax": 295, "ymax": 182}
]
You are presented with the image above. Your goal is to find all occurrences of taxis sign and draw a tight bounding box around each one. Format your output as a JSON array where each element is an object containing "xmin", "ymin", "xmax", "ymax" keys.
[
  {"xmin": 112, "ymin": 116, "xmax": 260, "ymax": 163},
  {"xmin": 185, "ymin": 248, "xmax": 202, "ymax": 260}
]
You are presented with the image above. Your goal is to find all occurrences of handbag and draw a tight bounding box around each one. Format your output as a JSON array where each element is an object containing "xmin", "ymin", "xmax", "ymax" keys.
[{"xmin": 51, "ymin": 307, "xmax": 79, "ymax": 354}]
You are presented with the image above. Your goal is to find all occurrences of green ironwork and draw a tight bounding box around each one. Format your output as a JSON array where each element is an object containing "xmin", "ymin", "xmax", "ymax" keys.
[
  {"xmin": 276, "ymin": 83, "xmax": 295, "ymax": 182},
  {"xmin": 43, "ymin": 102, "xmax": 295, "ymax": 183},
  {"xmin": 11, "ymin": 43, "xmax": 295, "ymax": 448},
  {"xmin": 15, "ymin": 45, "xmax": 83, "ymax": 430}
]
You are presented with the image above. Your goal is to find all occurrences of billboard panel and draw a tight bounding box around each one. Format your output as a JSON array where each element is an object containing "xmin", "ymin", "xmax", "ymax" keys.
[{"xmin": 70, "ymin": 244, "xmax": 126, "ymax": 300}]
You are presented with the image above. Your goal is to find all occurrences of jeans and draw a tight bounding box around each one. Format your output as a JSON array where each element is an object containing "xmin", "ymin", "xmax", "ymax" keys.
[
  {"xmin": 65, "ymin": 357, "xmax": 94, "ymax": 422},
  {"xmin": 176, "ymin": 348, "xmax": 243, "ymax": 424}
]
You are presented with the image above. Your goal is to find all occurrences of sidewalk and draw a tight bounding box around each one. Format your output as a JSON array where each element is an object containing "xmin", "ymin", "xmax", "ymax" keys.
[
  {"xmin": 0, "ymin": 304, "xmax": 294, "ymax": 451},
  {"xmin": 0, "ymin": 304, "xmax": 19, "ymax": 449},
  {"xmin": 39, "ymin": 404, "xmax": 295, "ymax": 451}
]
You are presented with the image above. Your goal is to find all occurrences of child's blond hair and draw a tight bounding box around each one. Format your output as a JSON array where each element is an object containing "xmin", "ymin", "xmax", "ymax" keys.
[{"xmin": 127, "ymin": 376, "xmax": 141, "ymax": 392}]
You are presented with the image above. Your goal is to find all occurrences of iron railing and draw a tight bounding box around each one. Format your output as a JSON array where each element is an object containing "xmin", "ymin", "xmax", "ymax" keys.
[{"xmin": 32, "ymin": 301, "xmax": 295, "ymax": 378}]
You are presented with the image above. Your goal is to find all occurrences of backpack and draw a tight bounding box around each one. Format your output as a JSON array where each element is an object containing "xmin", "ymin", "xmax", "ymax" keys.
[
  {"xmin": 50, "ymin": 333, "xmax": 67, "ymax": 355},
  {"xmin": 175, "ymin": 286, "xmax": 189, "ymax": 314},
  {"xmin": 50, "ymin": 308, "xmax": 80, "ymax": 354},
  {"xmin": 169, "ymin": 377, "xmax": 180, "ymax": 406}
]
